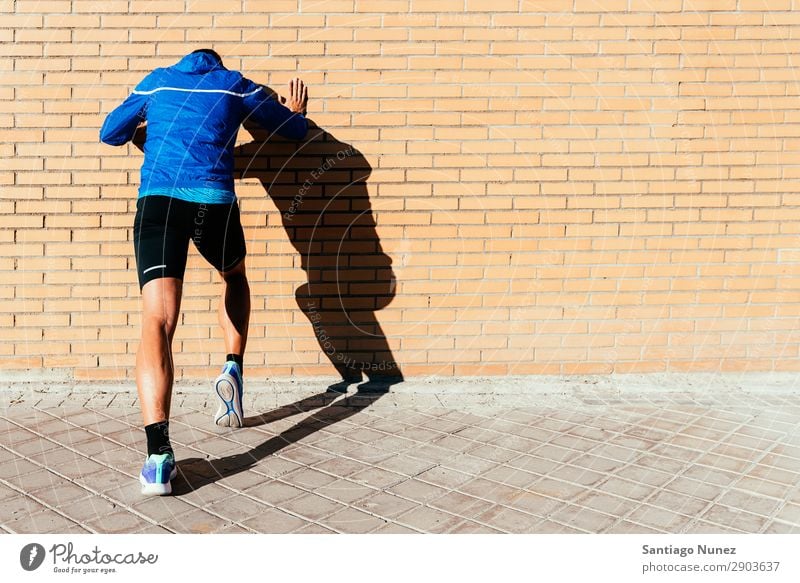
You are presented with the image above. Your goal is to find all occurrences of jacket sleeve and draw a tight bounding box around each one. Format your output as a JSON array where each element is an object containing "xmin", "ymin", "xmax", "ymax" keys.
[
  {"xmin": 99, "ymin": 76, "xmax": 151, "ymax": 146},
  {"xmin": 240, "ymin": 79, "xmax": 307, "ymax": 140}
]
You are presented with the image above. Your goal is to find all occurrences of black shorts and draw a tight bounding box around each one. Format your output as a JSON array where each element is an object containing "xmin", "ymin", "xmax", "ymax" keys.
[{"xmin": 133, "ymin": 195, "xmax": 246, "ymax": 289}]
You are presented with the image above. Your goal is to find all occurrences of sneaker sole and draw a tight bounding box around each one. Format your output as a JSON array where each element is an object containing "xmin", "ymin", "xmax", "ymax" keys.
[
  {"xmin": 139, "ymin": 467, "xmax": 178, "ymax": 496},
  {"xmin": 214, "ymin": 372, "xmax": 243, "ymax": 428}
]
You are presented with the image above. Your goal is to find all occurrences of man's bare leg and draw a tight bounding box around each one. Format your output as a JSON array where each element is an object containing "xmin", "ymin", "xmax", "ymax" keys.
[
  {"xmin": 219, "ymin": 260, "xmax": 250, "ymax": 356},
  {"xmin": 213, "ymin": 260, "xmax": 250, "ymax": 427},
  {"xmin": 136, "ymin": 277, "xmax": 182, "ymax": 425},
  {"xmin": 136, "ymin": 277, "xmax": 182, "ymax": 495}
]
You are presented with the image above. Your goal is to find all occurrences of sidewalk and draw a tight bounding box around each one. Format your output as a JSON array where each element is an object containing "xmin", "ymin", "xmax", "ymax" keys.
[{"xmin": 1, "ymin": 374, "xmax": 799, "ymax": 534}]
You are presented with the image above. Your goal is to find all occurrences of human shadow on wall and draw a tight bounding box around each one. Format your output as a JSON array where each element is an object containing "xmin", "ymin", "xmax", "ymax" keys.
[{"xmin": 233, "ymin": 96, "xmax": 404, "ymax": 394}]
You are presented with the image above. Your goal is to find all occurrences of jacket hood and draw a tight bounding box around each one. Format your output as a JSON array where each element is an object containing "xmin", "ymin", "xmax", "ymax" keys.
[{"xmin": 173, "ymin": 51, "xmax": 224, "ymax": 74}]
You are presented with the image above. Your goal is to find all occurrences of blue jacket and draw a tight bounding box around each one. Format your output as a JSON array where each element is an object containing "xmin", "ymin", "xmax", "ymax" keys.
[{"xmin": 100, "ymin": 51, "xmax": 307, "ymax": 202}]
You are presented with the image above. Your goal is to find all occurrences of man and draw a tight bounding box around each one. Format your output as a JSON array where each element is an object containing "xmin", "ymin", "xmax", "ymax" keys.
[{"xmin": 100, "ymin": 49, "xmax": 308, "ymax": 495}]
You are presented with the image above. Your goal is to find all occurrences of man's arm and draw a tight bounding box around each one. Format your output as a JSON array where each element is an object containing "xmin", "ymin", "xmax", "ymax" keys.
[
  {"xmin": 100, "ymin": 80, "xmax": 150, "ymax": 146},
  {"xmin": 241, "ymin": 77, "xmax": 308, "ymax": 140}
]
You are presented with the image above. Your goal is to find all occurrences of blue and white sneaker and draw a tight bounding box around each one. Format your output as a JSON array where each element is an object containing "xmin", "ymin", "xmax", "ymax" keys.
[
  {"xmin": 139, "ymin": 453, "xmax": 177, "ymax": 496},
  {"xmin": 214, "ymin": 361, "xmax": 244, "ymax": 428}
]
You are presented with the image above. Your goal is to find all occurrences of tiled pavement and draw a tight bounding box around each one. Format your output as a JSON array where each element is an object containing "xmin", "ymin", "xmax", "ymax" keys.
[{"xmin": 1, "ymin": 378, "xmax": 799, "ymax": 534}]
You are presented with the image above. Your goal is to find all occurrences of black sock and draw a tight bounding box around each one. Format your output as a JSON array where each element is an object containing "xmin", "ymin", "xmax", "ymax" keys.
[
  {"xmin": 144, "ymin": 421, "xmax": 173, "ymax": 457},
  {"xmin": 226, "ymin": 353, "xmax": 243, "ymax": 372}
]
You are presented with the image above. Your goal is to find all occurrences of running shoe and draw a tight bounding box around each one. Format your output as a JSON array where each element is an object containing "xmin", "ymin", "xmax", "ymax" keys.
[
  {"xmin": 214, "ymin": 361, "xmax": 244, "ymax": 428},
  {"xmin": 139, "ymin": 453, "xmax": 177, "ymax": 496}
]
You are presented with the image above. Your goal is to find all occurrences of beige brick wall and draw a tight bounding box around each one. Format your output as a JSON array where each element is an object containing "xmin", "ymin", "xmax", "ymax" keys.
[{"xmin": 3, "ymin": 1, "xmax": 800, "ymax": 381}]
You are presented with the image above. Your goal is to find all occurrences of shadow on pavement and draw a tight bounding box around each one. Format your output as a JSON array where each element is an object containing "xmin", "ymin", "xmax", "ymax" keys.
[{"xmin": 171, "ymin": 390, "xmax": 385, "ymax": 495}]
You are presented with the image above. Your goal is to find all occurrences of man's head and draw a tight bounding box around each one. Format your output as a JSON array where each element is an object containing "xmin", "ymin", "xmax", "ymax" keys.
[{"xmin": 191, "ymin": 48, "xmax": 222, "ymax": 64}]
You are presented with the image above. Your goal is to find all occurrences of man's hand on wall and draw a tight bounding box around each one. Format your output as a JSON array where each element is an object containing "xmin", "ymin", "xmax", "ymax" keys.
[{"xmin": 284, "ymin": 77, "xmax": 308, "ymax": 115}]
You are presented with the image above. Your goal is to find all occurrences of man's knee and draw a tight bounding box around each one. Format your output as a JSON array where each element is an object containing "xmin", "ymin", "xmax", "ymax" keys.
[
  {"xmin": 221, "ymin": 261, "xmax": 248, "ymax": 285},
  {"xmin": 141, "ymin": 312, "xmax": 178, "ymax": 337}
]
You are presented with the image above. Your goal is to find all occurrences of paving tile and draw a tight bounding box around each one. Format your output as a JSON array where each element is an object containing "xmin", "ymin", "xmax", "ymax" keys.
[
  {"xmin": 0, "ymin": 484, "xmax": 20, "ymax": 502},
  {"xmin": 354, "ymin": 492, "xmax": 419, "ymax": 518},
  {"xmin": 389, "ymin": 479, "xmax": 450, "ymax": 504},
  {"xmin": 242, "ymin": 479, "xmax": 308, "ymax": 505},
  {"xmin": 428, "ymin": 490, "xmax": 494, "ymax": 518},
  {"xmin": 479, "ymin": 465, "xmax": 541, "ymax": 489},
  {"xmin": 5, "ymin": 468, "xmax": 61, "ymax": 491},
  {"xmin": 376, "ymin": 454, "xmax": 436, "ymax": 476},
  {"xmin": 241, "ymin": 508, "xmax": 310, "ymax": 533},
  {"xmin": 312, "ymin": 456, "xmax": 371, "ymax": 478},
  {"xmin": 281, "ymin": 493, "xmax": 347, "ymax": 521},
  {"xmin": 524, "ymin": 519, "xmax": 584, "ymax": 534},
  {"xmin": 446, "ymin": 520, "xmax": 504, "ymax": 534},
  {"xmin": 681, "ymin": 464, "xmax": 741, "ymax": 488},
  {"xmin": 615, "ymin": 464, "xmax": 675, "ymax": 488},
  {"xmin": 683, "ymin": 520, "xmax": 745, "ymax": 534},
  {"xmin": 293, "ymin": 522, "xmax": 337, "ymax": 533},
  {"xmin": 250, "ymin": 456, "xmax": 303, "ymax": 479},
  {"xmin": 716, "ymin": 490, "xmax": 781, "ymax": 517},
  {"xmin": 323, "ymin": 507, "xmax": 388, "ymax": 533},
  {"xmin": 506, "ymin": 489, "xmax": 564, "ymax": 517},
  {"xmin": 458, "ymin": 477, "xmax": 527, "ymax": 506},
  {"xmin": 163, "ymin": 509, "xmax": 234, "ymax": 534},
  {"xmin": 350, "ymin": 466, "xmax": 406, "ymax": 490},
  {"xmin": 279, "ymin": 444, "xmax": 336, "ymax": 466},
  {"xmin": 548, "ymin": 464, "xmax": 606, "ymax": 488},
  {"xmin": 527, "ymin": 477, "xmax": 586, "ymax": 502},
  {"xmin": 415, "ymin": 466, "xmax": 474, "ymax": 489},
  {"xmin": 453, "ymin": 425, "xmax": 505, "ymax": 443},
  {"xmin": 10, "ymin": 436, "xmax": 61, "ymax": 457},
  {"xmin": 624, "ymin": 505, "xmax": 692, "ymax": 532},
  {"xmin": 213, "ymin": 469, "xmax": 266, "ymax": 491},
  {"xmin": 645, "ymin": 489, "xmax": 709, "ymax": 517},
  {"xmin": 549, "ymin": 504, "xmax": 616, "ymax": 533},
  {"xmin": 53, "ymin": 457, "xmax": 108, "ymax": 483},
  {"xmin": 174, "ymin": 481, "xmax": 233, "ymax": 506},
  {"xmin": 760, "ymin": 452, "xmax": 800, "ymax": 473},
  {"xmin": 369, "ymin": 522, "xmax": 418, "ymax": 533},
  {"xmin": 604, "ymin": 520, "xmax": 663, "ymax": 534},
  {"xmin": 577, "ymin": 491, "xmax": 640, "ymax": 518},
  {"xmin": 432, "ymin": 434, "xmax": 479, "ymax": 454},
  {"xmin": 53, "ymin": 523, "xmax": 93, "ymax": 534},
  {"xmin": 466, "ymin": 444, "xmax": 521, "ymax": 464},
  {"xmin": 404, "ymin": 443, "xmax": 462, "ymax": 464},
  {"xmin": 441, "ymin": 453, "xmax": 498, "ymax": 475},
  {"xmin": 663, "ymin": 477, "xmax": 724, "ymax": 502},
  {"xmin": 0, "ymin": 495, "xmax": 47, "ymax": 524},
  {"xmin": 104, "ymin": 428, "xmax": 141, "ymax": 448},
  {"xmin": 636, "ymin": 453, "xmax": 689, "ymax": 477},
  {"xmin": 206, "ymin": 495, "xmax": 270, "ymax": 522},
  {"xmin": 746, "ymin": 464, "xmax": 800, "ymax": 487},
  {"xmin": 474, "ymin": 505, "xmax": 540, "ymax": 533},
  {"xmin": 340, "ymin": 427, "xmax": 386, "ymax": 444},
  {"xmin": 282, "ymin": 467, "xmax": 339, "ymax": 490},
  {"xmin": 0, "ymin": 457, "xmax": 40, "ymax": 480},
  {"xmin": 316, "ymin": 479, "xmax": 376, "ymax": 504},
  {"xmin": 212, "ymin": 523, "xmax": 252, "ymax": 534},
  {"xmin": 763, "ymin": 519, "xmax": 800, "ymax": 533},
  {"xmin": 396, "ymin": 506, "xmax": 464, "ymax": 533},
  {"xmin": 57, "ymin": 496, "xmax": 120, "ymax": 524},
  {"xmin": 3, "ymin": 509, "xmax": 79, "ymax": 534},
  {"xmin": 505, "ymin": 454, "xmax": 560, "ymax": 476},
  {"xmin": 130, "ymin": 496, "xmax": 197, "ymax": 523},
  {"xmin": 30, "ymin": 481, "xmax": 93, "ymax": 508},
  {"xmin": 85, "ymin": 509, "xmax": 154, "ymax": 534},
  {"xmin": 700, "ymin": 504, "xmax": 770, "ymax": 532}
]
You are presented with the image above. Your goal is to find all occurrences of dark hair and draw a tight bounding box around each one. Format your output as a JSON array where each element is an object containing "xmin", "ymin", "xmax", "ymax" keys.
[{"xmin": 191, "ymin": 48, "xmax": 222, "ymax": 63}]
